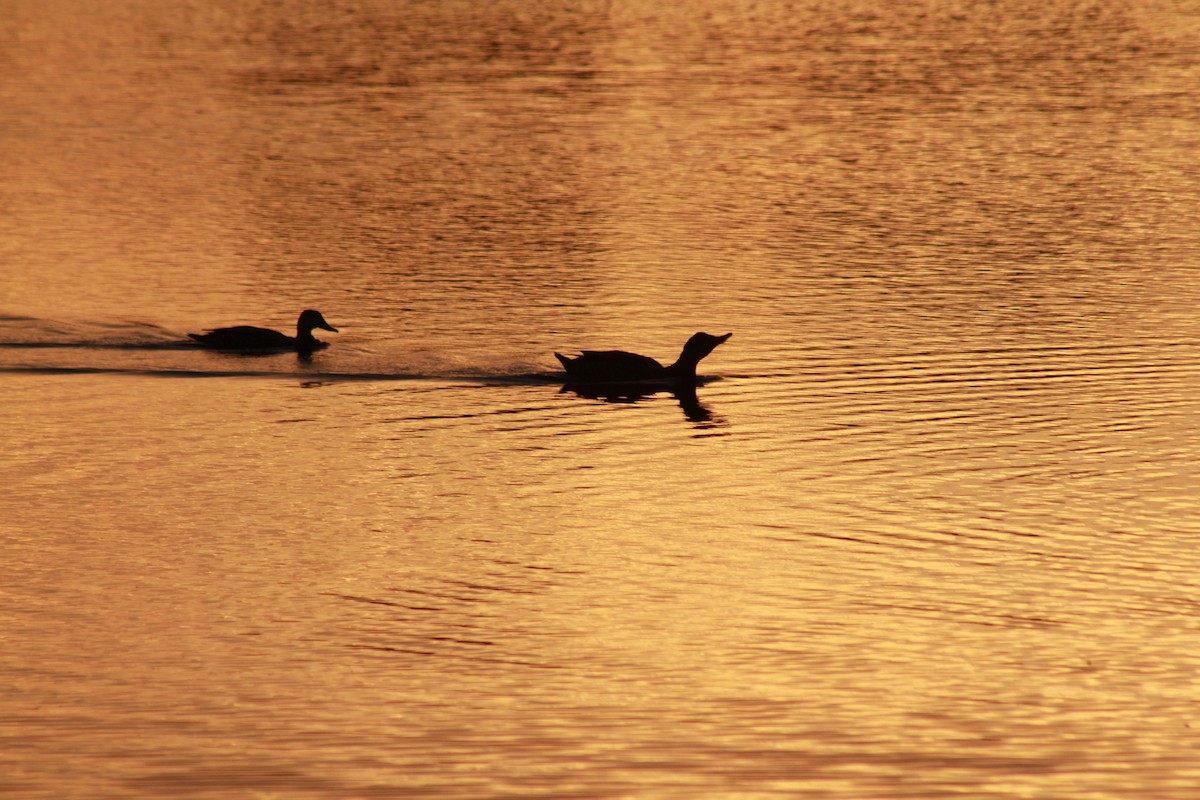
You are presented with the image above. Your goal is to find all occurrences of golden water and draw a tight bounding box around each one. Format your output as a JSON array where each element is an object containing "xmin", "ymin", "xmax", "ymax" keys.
[{"xmin": 3, "ymin": 1, "xmax": 1200, "ymax": 797}]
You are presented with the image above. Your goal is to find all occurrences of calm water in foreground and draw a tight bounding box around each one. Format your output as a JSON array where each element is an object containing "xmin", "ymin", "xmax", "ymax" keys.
[{"xmin": 3, "ymin": 1, "xmax": 1200, "ymax": 797}]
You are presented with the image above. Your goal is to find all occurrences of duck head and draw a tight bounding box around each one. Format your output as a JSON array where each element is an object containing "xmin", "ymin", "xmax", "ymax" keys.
[
  {"xmin": 298, "ymin": 309, "xmax": 338, "ymax": 334},
  {"xmin": 681, "ymin": 331, "xmax": 732, "ymax": 362}
]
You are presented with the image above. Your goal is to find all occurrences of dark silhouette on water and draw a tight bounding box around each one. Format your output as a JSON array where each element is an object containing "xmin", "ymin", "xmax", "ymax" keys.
[
  {"xmin": 556, "ymin": 332, "xmax": 731, "ymax": 385},
  {"xmin": 188, "ymin": 310, "xmax": 338, "ymax": 353},
  {"xmin": 562, "ymin": 382, "xmax": 723, "ymax": 425}
]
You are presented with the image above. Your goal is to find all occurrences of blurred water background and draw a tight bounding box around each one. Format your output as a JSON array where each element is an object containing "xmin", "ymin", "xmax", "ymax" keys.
[{"xmin": 3, "ymin": 0, "xmax": 1200, "ymax": 797}]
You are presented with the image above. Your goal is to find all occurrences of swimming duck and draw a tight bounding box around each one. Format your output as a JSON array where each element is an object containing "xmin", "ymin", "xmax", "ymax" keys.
[
  {"xmin": 555, "ymin": 332, "xmax": 732, "ymax": 384},
  {"xmin": 188, "ymin": 309, "xmax": 338, "ymax": 352}
]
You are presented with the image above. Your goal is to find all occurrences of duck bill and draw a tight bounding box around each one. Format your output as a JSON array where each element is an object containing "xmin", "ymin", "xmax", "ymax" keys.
[{"xmin": 320, "ymin": 322, "xmax": 339, "ymax": 332}]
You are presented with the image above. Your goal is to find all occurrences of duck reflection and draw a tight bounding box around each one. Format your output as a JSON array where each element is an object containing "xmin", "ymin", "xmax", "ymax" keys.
[{"xmin": 560, "ymin": 381, "xmax": 722, "ymax": 424}]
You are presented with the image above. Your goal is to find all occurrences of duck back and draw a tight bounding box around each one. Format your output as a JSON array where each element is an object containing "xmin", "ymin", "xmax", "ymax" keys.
[
  {"xmin": 189, "ymin": 325, "xmax": 294, "ymax": 350},
  {"xmin": 557, "ymin": 350, "xmax": 666, "ymax": 383}
]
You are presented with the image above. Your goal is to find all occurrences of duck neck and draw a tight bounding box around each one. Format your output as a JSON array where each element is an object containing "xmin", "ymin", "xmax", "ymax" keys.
[
  {"xmin": 295, "ymin": 325, "xmax": 319, "ymax": 347},
  {"xmin": 666, "ymin": 352, "xmax": 702, "ymax": 381}
]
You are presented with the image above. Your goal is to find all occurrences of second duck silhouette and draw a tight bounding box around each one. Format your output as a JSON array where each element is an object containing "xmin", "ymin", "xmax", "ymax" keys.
[
  {"xmin": 556, "ymin": 331, "xmax": 731, "ymax": 384},
  {"xmin": 188, "ymin": 309, "xmax": 338, "ymax": 353}
]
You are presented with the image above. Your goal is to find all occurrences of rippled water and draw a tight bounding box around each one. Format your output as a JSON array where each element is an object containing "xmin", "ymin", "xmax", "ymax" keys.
[{"xmin": 4, "ymin": 0, "xmax": 1200, "ymax": 797}]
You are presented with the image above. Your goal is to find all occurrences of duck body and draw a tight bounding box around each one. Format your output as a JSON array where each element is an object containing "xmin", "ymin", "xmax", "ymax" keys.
[
  {"xmin": 556, "ymin": 350, "xmax": 666, "ymax": 383},
  {"xmin": 556, "ymin": 332, "xmax": 731, "ymax": 385},
  {"xmin": 189, "ymin": 309, "xmax": 338, "ymax": 353}
]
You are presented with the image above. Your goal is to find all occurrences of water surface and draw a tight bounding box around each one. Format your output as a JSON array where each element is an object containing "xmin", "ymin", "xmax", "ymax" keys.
[{"xmin": 3, "ymin": 1, "xmax": 1200, "ymax": 797}]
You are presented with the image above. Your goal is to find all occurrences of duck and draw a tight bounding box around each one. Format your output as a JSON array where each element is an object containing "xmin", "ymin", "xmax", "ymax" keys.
[
  {"xmin": 188, "ymin": 309, "xmax": 338, "ymax": 352},
  {"xmin": 555, "ymin": 331, "xmax": 731, "ymax": 384}
]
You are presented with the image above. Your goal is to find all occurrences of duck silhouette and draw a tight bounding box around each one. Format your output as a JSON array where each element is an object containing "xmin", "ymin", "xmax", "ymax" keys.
[
  {"xmin": 555, "ymin": 332, "xmax": 731, "ymax": 384},
  {"xmin": 188, "ymin": 309, "xmax": 338, "ymax": 353}
]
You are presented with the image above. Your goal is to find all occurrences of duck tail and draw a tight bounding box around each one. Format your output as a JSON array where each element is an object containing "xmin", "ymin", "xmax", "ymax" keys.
[{"xmin": 554, "ymin": 352, "xmax": 574, "ymax": 372}]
